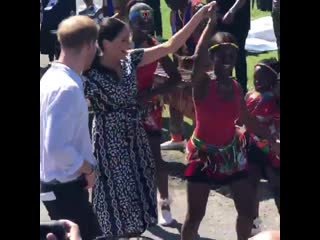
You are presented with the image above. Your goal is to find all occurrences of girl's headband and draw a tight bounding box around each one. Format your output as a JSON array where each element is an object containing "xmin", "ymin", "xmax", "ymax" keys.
[
  {"xmin": 255, "ymin": 63, "xmax": 278, "ymax": 77},
  {"xmin": 208, "ymin": 42, "xmax": 239, "ymax": 52}
]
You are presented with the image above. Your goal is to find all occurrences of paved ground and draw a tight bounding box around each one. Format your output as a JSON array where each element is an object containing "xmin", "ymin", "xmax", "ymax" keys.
[{"xmin": 40, "ymin": 141, "xmax": 280, "ymax": 240}]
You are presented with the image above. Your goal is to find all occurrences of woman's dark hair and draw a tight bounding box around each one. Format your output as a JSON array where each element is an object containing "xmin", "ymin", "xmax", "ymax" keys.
[
  {"xmin": 258, "ymin": 58, "xmax": 280, "ymax": 74},
  {"xmin": 98, "ymin": 17, "xmax": 126, "ymax": 50}
]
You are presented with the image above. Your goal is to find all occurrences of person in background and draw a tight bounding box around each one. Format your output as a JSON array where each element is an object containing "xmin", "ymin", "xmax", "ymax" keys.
[
  {"xmin": 40, "ymin": 16, "xmax": 101, "ymax": 240},
  {"xmin": 245, "ymin": 58, "xmax": 280, "ymax": 236},
  {"xmin": 101, "ymin": 0, "xmax": 126, "ymax": 19},
  {"xmin": 161, "ymin": 0, "xmax": 203, "ymax": 150},
  {"xmin": 78, "ymin": 0, "xmax": 104, "ymax": 25},
  {"xmin": 128, "ymin": 0, "xmax": 182, "ymax": 225},
  {"xmin": 272, "ymin": 0, "xmax": 280, "ymax": 59},
  {"xmin": 40, "ymin": 0, "xmax": 76, "ymax": 64},
  {"xmin": 40, "ymin": 0, "xmax": 43, "ymax": 24},
  {"xmin": 111, "ymin": 0, "xmax": 162, "ymax": 32},
  {"xmin": 145, "ymin": 0, "xmax": 163, "ymax": 37}
]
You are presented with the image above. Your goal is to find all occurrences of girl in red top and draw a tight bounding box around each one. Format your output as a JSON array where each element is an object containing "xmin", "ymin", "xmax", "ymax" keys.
[
  {"xmin": 181, "ymin": 11, "xmax": 280, "ymax": 240},
  {"xmin": 246, "ymin": 59, "xmax": 280, "ymax": 235},
  {"xmin": 128, "ymin": 1, "xmax": 182, "ymax": 226}
]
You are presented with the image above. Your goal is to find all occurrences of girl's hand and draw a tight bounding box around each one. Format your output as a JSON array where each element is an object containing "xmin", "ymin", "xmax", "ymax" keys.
[{"xmin": 199, "ymin": 1, "xmax": 217, "ymax": 19}]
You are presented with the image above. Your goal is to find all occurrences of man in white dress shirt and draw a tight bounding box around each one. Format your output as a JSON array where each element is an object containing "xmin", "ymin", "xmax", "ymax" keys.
[{"xmin": 40, "ymin": 16, "xmax": 101, "ymax": 240}]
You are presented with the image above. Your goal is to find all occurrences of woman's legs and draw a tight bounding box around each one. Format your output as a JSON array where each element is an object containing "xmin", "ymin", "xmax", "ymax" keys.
[
  {"xmin": 230, "ymin": 177, "xmax": 256, "ymax": 240},
  {"xmin": 181, "ymin": 181, "xmax": 210, "ymax": 240}
]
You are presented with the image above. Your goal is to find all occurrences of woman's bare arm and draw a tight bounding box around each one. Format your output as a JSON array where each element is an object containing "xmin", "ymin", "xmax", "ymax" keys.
[{"xmin": 132, "ymin": 1, "xmax": 216, "ymax": 67}]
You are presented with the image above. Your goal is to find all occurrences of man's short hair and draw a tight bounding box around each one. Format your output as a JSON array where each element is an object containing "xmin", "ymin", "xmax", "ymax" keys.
[{"xmin": 57, "ymin": 16, "xmax": 98, "ymax": 50}]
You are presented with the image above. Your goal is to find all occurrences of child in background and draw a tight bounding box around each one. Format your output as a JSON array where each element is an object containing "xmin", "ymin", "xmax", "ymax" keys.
[
  {"xmin": 78, "ymin": 0, "xmax": 103, "ymax": 25},
  {"xmin": 161, "ymin": 0, "xmax": 204, "ymax": 150},
  {"xmin": 245, "ymin": 58, "xmax": 280, "ymax": 236}
]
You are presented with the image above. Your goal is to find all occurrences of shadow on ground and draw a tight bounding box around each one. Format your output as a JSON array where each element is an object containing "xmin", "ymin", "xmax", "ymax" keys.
[{"xmin": 147, "ymin": 220, "xmax": 215, "ymax": 240}]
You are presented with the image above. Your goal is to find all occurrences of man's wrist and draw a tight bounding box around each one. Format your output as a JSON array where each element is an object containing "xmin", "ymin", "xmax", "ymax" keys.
[
  {"xmin": 79, "ymin": 161, "xmax": 94, "ymax": 175},
  {"xmin": 84, "ymin": 167, "xmax": 95, "ymax": 176}
]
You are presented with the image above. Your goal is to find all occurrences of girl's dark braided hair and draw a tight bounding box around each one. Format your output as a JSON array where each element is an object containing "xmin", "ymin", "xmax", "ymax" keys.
[{"xmin": 258, "ymin": 58, "xmax": 280, "ymax": 75}]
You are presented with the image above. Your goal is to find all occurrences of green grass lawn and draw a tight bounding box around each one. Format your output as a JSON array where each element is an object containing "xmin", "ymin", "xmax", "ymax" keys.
[{"xmin": 159, "ymin": 0, "xmax": 277, "ymax": 139}]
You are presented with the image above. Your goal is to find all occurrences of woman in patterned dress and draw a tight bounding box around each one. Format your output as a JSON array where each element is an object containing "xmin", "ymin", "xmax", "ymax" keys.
[{"xmin": 83, "ymin": 2, "xmax": 217, "ymax": 238}]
